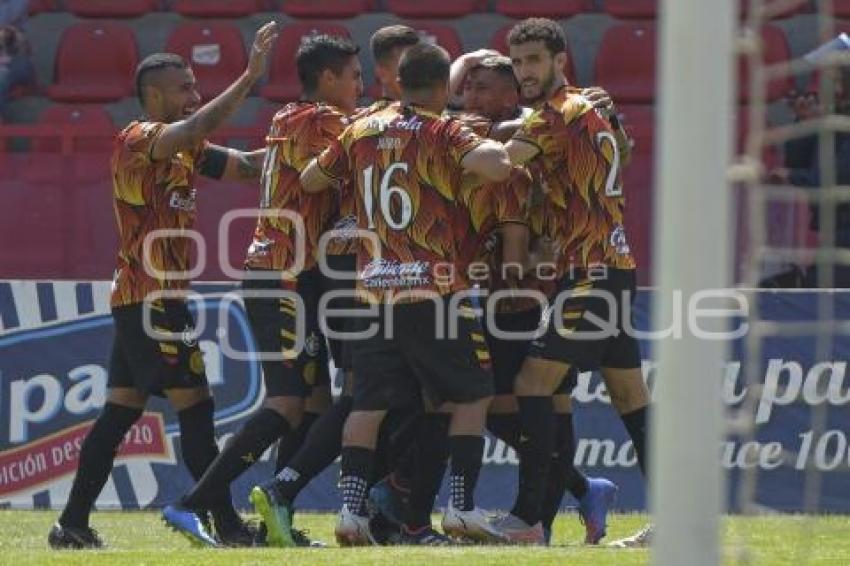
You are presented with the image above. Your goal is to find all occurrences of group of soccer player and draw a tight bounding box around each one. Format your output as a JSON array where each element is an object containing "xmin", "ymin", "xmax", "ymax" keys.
[{"xmin": 48, "ymin": 16, "xmax": 653, "ymax": 550}]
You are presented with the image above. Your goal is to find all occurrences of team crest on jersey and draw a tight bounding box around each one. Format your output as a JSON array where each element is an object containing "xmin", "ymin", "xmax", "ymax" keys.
[
  {"xmin": 181, "ymin": 324, "xmax": 198, "ymax": 347},
  {"xmin": 609, "ymin": 225, "xmax": 631, "ymax": 255},
  {"xmin": 304, "ymin": 332, "xmax": 321, "ymax": 357}
]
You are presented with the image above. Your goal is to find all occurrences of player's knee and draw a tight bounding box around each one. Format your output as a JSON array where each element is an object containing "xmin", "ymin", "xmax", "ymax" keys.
[
  {"xmin": 164, "ymin": 386, "xmax": 212, "ymax": 411},
  {"xmin": 342, "ymin": 410, "xmax": 385, "ymax": 447},
  {"xmin": 263, "ymin": 395, "xmax": 306, "ymax": 428},
  {"xmin": 489, "ymin": 394, "xmax": 518, "ymax": 414},
  {"xmin": 106, "ymin": 387, "xmax": 147, "ymax": 409},
  {"xmin": 552, "ymin": 393, "xmax": 572, "ymax": 413}
]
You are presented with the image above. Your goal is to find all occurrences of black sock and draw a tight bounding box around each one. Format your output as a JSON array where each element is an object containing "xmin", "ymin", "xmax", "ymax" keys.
[
  {"xmin": 275, "ymin": 411, "xmax": 319, "ymax": 473},
  {"xmin": 272, "ymin": 396, "xmax": 351, "ymax": 502},
  {"xmin": 621, "ymin": 406, "xmax": 649, "ymax": 477},
  {"xmin": 487, "ymin": 413, "xmax": 520, "ymax": 449},
  {"xmin": 340, "ymin": 446, "xmax": 373, "ymax": 517},
  {"xmin": 183, "ymin": 407, "xmax": 289, "ymax": 510},
  {"xmin": 511, "ymin": 396, "xmax": 554, "ymax": 526},
  {"xmin": 59, "ymin": 403, "xmax": 142, "ymax": 528},
  {"xmin": 541, "ymin": 412, "xmax": 587, "ymax": 532},
  {"xmin": 405, "ymin": 413, "xmax": 450, "ymax": 529},
  {"xmin": 448, "ymin": 435, "xmax": 484, "ymax": 512}
]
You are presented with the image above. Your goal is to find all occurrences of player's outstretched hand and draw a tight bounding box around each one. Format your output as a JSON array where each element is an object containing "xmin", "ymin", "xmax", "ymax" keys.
[
  {"xmin": 247, "ymin": 21, "xmax": 279, "ymax": 80},
  {"xmin": 582, "ymin": 86, "xmax": 615, "ymax": 117}
]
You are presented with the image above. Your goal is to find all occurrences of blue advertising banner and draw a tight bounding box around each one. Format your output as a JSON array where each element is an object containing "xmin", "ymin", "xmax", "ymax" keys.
[{"xmin": 1, "ymin": 281, "xmax": 848, "ymax": 513}]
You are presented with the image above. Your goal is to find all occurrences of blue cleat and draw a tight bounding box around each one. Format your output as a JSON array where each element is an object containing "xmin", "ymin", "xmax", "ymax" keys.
[
  {"xmin": 578, "ymin": 477, "xmax": 618, "ymax": 544},
  {"xmin": 367, "ymin": 476, "xmax": 409, "ymax": 528},
  {"xmin": 162, "ymin": 504, "xmax": 220, "ymax": 548}
]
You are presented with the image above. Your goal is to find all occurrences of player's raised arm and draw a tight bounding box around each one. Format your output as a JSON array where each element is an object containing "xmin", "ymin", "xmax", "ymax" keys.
[
  {"xmin": 448, "ymin": 48, "xmax": 501, "ymax": 108},
  {"xmin": 149, "ymin": 22, "xmax": 278, "ymax": 162}
]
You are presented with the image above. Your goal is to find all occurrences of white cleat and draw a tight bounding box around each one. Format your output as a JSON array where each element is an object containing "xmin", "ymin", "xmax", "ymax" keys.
[
  {"xmin": 609, "ymin": 523, "xmax": 654, "ymax": 548},
  {"xmin": 442, "ymin": 505, "xmax": 509, "ymax": 544},
  {"xmin": 489, "ymin": 513, "xmax": 545, "ymax": 545},
  {"xmin": 334, "ymin": 505, "xmax": 375, "ymax": 547}
]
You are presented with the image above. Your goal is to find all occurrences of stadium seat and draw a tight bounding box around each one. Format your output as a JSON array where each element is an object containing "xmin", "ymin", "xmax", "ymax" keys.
[
  {"xmin": 47, "ymin": 23, "xmax": 138, "ymax": 103},
  {"xmin": 407, "ymin": 22, "xmax": 464, "ymax": 59},
  {"xmin": 594, "ymin": 23, "xmax": 657, "ymax": 104},
  {"xmin": 27, "ymin": 0, "xmax": 55, "ymax": 14},
  {"xmin": 489, "ymin": 24, "xmax": 577, "ymax": 84},
  {"xmin": 171, "ymin": 0, "xmax": 268, "ymax": 17},
  {"xmin": 281, "ymin": 0, "xmax": 375, "ymax": 18},
  {"xmin": 260, "ymin": 22, "xmax": 351, "ymax": 102},
  {"xmin": 603, "ymin": 0, "xmax": 657, "ymax": 19},
  {"xmin": 385, "ymin": 0, "xmax": 485, "ymax": 19},
  {"xmin": 738, "ymin": 25, "xmax": 794, "ymax": 103},
  {"xmin": 33, "ymin": 104, "xmax": 115, "ymax": 154},
  {"xmin": 65, "ymin": 0, "xmax": 158, "ymax": 18},
  {"xmin": 836, "ymin": 1, "xmax": 850, "ymax": 17},
  {"xmin": 494, "ymin": 0, "xmax": 589, "ymax": 19},
  {"xmin": 617, "ymin": 105, "xmax": 654, "ymax": 153},
  {"xmin": 165, "ymin": 23, "xmax": 248, "ymax": 101},
  {"xmin": 621, "ymin": 149, "xmax": 653, "ymax": 286}
]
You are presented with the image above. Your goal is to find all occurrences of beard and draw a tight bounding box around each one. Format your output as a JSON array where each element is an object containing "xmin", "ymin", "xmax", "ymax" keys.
[{"xmin": 520, "ymin": 65, "xmax": 557, "ymax": 106}]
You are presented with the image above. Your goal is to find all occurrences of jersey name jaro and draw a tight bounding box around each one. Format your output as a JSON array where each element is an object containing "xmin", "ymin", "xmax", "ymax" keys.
[
  {"xmin": 317, "ymin": 102, "xmax": 486, "ymax": 302},
  {"xmin": 246, "ymin": 102, "xmax": 347, "ymax": 275},
  {"xmin": 110, "ymin": 121, "xmax": 206, "ymax": 307},
  {"xmin": 513, "ymin": 86, "xmax": 636, "ymax": 276}
]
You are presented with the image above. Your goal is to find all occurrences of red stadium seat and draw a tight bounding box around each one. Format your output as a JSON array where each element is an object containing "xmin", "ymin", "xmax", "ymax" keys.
[
  {"xmin": 165, "ymin": 23, "xmax": 248, "ymax": 101},
  {"xmin": 171, "ymin": 0, "xmax": 268, "ymax": 17},
  {"xmin": 28, "ymin": 0, "xmax": 56, "ymax": 14},
  {"xmin": 836, "ymin": 1, "xmax": 850, "ymax": 17},
  {"xmin": 617, "ymin": 105, "xmax": 654, "ymax": 152},
  {"xmin": 738, "ymin": 25, "xmax": 794, "ymax": 103},
  {"xmin": 621, "ymin": 149, "xmax": 653, "ymax": 285},
  {"xmin": 47, "ymin": 23, "xmax": 138, "ymax": 103},
  {"xmin": 603, "ymin": 0, "xmax": 657, "ymax": 19},
  {"xmin": 594, "ymin": 23, "xmax": 657, "ymax": 104},
  {"xmin": 494, "ymin": 0, "xmax": 589, "ymax": 19},
  {"xmin": 281, "ymin": 0, "xmax": 375, "ymax": 18},
  {"xmin": 260, "ymin": 22, "xmax": 351, "ymax": 102},
  {"xmin": 33, "ymin": 104, "xmax": 115, "ymax": 153},
  {"xmin": 489, "ymin": 24, "xmax": 577, "ymax": 84},
  {"xmin": 65, "ymin": 0, "xmax": 158, "ymax": 18},
  {"xmin": 407, "ymin": 22, "xmax": 463, "ymax": 59},
  {"xmin": 386, "ymin": 0, "xmax": 485, "ymax": 19}
]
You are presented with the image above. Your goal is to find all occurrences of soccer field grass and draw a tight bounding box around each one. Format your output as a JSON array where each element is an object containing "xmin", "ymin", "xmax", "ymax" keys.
[{"xmin": 1, "ymin": 511, "xmax": 848, "ymax": 565}]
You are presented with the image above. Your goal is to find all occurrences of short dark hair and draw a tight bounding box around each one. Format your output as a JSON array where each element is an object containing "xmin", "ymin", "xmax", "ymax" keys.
[
  {"xmin": 135, "ymin": 53, "xmax": 188, "ymax": 104},
  {"xmin": 470, "ymin": 55, "xmax": 518, "ymax": 90},
  {"xmin": 507, "ymin": 18, "xmax": 567, "ymax": 56},
  {"xmin": 398, "ymin": 42, "xmax": 450, "ymax": 92},
  {"xmin": 296, "ymin": 33, "xmax": 360, "ymax": 94},
  {"xmin": 370, "ymin": 25, "xmax": 420, "ymax": 65}
]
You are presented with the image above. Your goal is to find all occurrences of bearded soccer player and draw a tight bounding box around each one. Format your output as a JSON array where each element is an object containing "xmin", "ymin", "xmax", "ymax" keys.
[
  {"xmin": 300, "ymin": 43, "xmax": 511, "ymax": 546},
  {"xmin": 48, "ymin": 22, "xmax": 278, "ymax": 549},
  {"xmin": 162, "ymin": 34, "xmax": 362, "ymax": 548},
  {"xmin": 458, "ymin": 55, "xmax": 619, "ymax": 546},
  {"xmin": 490, "ymin": 18, "xmax": 652, "ymax": 546}
]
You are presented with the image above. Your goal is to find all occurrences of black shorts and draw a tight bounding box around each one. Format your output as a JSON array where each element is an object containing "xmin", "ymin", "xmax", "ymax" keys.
[
  {"xmin": 242, "ymin": 269, "xmax": 330, "ymax": 398},
  {"xmin": 320, "ymin": 254, "xmax": 357, "ymax": 371},
  {"xmin": 529, "ymin": 268, "xmax": 641, "ymax": 371},
  {"xmin": 351, "ymin": 296, "xmax": 494, "ymax": 411},
  {"xmin": 109, "ymin": 300, "xmax": 209, "ymax": 396},
  {"xmin": 485, "ymin": 305, "xmax": 577, "ymax": 395}
]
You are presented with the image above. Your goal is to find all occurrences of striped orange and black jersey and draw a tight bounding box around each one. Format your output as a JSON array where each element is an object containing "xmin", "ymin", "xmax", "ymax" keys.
[
  {"xmin": 110, "ymin": 121, "xmax": 207, "ymax": 307},
  {"xmin": 317, "ymin": 102, "xmax": 488, "ymax": 303},
  {"xmin": 513, "ymin": 86, "xmax": 636, "ymax": 276},
  {"xmin": 245, "ymin": 102, "xmax": 348, "ymax": 274}
]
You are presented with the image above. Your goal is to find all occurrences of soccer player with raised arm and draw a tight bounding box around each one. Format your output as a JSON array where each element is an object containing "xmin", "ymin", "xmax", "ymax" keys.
[{"xmin": 48, "ymin": 22, "xmax": 278, "ymax": 549}]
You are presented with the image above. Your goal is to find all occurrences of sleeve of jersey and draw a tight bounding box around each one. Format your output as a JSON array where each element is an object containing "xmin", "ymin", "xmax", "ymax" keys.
[
  {"xmin": 316, "ymin": 127, "xmax": 352, "ymax": 182},
  {"xmin": 447, "ymin": 120, "xmax": 486, "ymax": 165},
  {"xmin": 113, "ymin": 122, "xmax": 166, "ymax": 205},
  {"xmin": 512, "ymin": 109, "xmax": 551, "ymax": 155},
  {"xmin": 123, "ymin": 121, "xmax": 167, "ymax": 165}
]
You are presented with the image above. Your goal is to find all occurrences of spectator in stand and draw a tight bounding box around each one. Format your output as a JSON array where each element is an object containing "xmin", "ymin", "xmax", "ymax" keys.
[{"xmin": 0, "ymin": 0, "xmax": 34, "ymax": 113}]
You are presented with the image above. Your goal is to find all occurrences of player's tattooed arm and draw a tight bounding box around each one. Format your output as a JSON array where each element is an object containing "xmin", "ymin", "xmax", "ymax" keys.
[
  {"xmin": 150, "ymin": 22, "xmax": 278, "ymax": 162},
  {"xmin": 199, "ymin": 145, "xmax": 266, "ymax": 180}
]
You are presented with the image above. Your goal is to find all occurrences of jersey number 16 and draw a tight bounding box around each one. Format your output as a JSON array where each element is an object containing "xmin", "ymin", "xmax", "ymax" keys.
[{"xmin": 362, "ymin": 162, "xmax": 413, "ymax": 230}]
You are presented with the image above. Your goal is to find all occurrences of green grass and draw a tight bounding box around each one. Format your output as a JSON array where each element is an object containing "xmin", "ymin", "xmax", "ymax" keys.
[{"xmin": 0, "ymin": 510, "xmax": 848, "ymax": 565}]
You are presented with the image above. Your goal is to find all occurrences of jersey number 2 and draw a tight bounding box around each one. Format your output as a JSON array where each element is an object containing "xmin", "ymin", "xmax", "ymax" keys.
[{"xmin": 596, "ymin": 131, "xmax": 623, "ymax": 197}]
